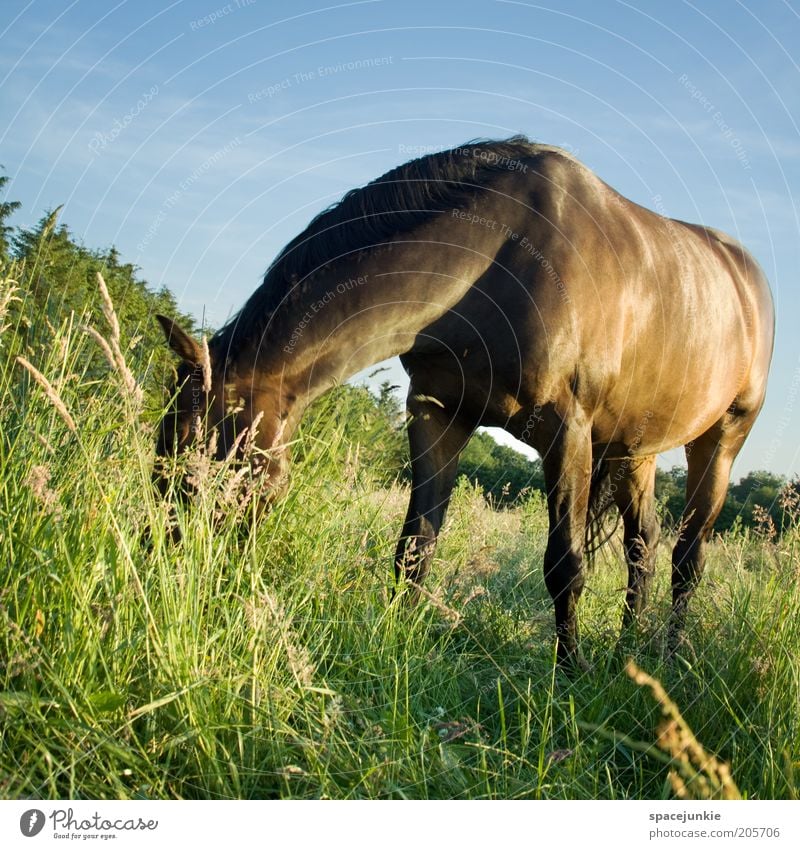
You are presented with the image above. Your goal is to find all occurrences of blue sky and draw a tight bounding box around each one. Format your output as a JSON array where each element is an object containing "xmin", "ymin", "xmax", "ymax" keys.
[{"xmin": 2, "ymin": 0, "xmax": 799, "ymax": 476}]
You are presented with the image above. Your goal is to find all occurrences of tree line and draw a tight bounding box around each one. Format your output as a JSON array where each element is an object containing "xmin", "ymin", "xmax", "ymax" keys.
[
  {"xmin": 458, "ymin": 429, "xmax": 796, "ymax": 535},
  {"xmin": 1, "ymin": 168, "xmax": 197, "ymax": 401}
]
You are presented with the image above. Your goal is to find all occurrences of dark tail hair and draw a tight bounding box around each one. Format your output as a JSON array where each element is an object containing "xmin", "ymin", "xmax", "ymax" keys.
[{"xmin": 584, "ymin": 458, "xmax": 619, "ymax": 564}]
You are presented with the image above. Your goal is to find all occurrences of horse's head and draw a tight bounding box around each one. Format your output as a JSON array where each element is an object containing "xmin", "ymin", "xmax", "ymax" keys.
[{"xmin": 153, "ymin": 315, "xmax": 291, "ymax": 509}]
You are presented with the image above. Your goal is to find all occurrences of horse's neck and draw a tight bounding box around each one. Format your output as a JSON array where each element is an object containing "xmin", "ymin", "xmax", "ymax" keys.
[{"xmin": 260, "ymin": 227, "xmax": 504, "ymax": 402}]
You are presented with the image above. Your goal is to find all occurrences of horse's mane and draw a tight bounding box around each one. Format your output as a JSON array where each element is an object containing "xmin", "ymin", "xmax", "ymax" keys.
[{"xmin": 211, "ymin": 136, "xmax": 543, "ymax": 354}]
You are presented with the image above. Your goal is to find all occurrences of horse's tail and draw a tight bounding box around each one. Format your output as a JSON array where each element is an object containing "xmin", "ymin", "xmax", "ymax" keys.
[{"xmin": 584, "ymin": 457, "xmax": 618, "ymax": 565}]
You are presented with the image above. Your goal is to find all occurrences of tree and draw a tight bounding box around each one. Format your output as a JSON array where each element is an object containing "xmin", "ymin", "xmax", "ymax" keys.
[
  {"xmin": 655, "ymin": 466, "xmax": 687, "ymax": 527},
  {"xmin": 729, "ymin": 470, "xmax": 786, "ymax": 531},
  {"xmin": 9, "ymin": 207, "xmax": 197, "ymax": 398},
  {"xmin": 457, "ymin": 430, "xmax": 544, "ymax": 505},
  {"xmin": 0, "ymin": 167, "xmax": 21, "ymax": 264}
]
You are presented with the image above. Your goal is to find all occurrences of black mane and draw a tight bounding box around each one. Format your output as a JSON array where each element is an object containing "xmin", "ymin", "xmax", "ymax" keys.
[{"xmin": 211, "ymin": 136, "xmax": 542, "ymax": 354}]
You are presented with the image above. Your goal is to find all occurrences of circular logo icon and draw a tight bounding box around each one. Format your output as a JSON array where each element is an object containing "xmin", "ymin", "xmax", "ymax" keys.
[{"xmin": 20, "ymin": 809, "xmax": 46, "ymax": 837}]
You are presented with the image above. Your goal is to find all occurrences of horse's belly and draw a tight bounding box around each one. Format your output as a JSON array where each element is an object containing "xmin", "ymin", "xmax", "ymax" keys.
[{"xmin": 592, "ymin": 354, "xmax": 746, "ymax": 456}]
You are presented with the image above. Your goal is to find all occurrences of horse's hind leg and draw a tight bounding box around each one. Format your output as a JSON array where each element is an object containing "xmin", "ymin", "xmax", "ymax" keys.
[
  {"xmin": 669, "ymin": 415, "xmax": 753, "ymax": 653},
  {"xmin": 609, "ymin": 455, "xmax": 660, "ymax": 630},
  {"xmin": 394, "ymin": 389, "xmax": 473, "ymax": 598}
]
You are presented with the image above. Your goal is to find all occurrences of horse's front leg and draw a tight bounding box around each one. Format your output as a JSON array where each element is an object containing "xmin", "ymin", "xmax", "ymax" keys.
[
  {"xmin": 394, "ymin": 390, "xmax": 473, "ymax": 600},
  {"xmin": 540, "ymin": 415, "xmax": 593, "ymax": 670}
]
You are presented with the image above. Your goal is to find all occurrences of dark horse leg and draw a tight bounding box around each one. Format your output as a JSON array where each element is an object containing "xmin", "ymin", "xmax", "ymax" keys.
[
  {"xmin": 669, "ymin": 413, "xmax": 754, "ymax": 654},
  {"xmin": 540, "ymin": 414, "xmax": 593, "ymax": 670},
  {"xmin": 394, "ymin": 389, "xmax": 473, "ymax": 599},
  {"xmin": 609, "ymin": 455, "xmax": 660, "ymax": 630}
]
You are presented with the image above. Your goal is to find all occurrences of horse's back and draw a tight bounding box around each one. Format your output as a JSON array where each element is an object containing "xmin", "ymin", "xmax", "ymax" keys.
[{"xmin": 467, "ymin": 149, "xmax": 775, "ymax": 453}]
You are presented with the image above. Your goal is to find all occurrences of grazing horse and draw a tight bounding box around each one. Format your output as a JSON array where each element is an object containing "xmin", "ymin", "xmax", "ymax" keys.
[{"xmin": 155, "ymin": 137, "xmax": 774, "ymax": 669}]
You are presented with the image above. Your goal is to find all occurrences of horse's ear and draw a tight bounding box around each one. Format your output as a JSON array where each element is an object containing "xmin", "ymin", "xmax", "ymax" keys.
[{"xmin": 155, "ymin": 314, "xmax": 203, "ymax": 364}]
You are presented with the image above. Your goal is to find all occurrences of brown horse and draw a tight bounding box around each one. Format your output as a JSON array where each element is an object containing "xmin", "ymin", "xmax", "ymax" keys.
[{"xmin": 155, "ymin": 137, "xmax": 774, "ymax": 669}]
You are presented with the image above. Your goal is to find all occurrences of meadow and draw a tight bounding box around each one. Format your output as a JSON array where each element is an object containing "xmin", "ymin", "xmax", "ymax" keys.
[{"xmin": 1, "ymin": 269, "xmax": 798, "ymax": 800}]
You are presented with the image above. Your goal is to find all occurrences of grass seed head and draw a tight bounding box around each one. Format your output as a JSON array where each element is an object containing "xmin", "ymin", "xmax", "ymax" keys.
[{"xmin": 16, "ymin": 355, "xmax": 77, "ymax": 433}]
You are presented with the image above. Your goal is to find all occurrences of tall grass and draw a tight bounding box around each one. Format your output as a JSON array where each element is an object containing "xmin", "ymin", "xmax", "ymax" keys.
[{"xmin": 1, "ymin": 270, "xmax": 798, "ymax": 799}]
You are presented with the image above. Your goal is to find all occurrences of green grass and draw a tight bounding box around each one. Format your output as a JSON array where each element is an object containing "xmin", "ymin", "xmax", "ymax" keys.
[{"xmin": 1, "ymin": 293, "xmax": 798, "ymax": 800}]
